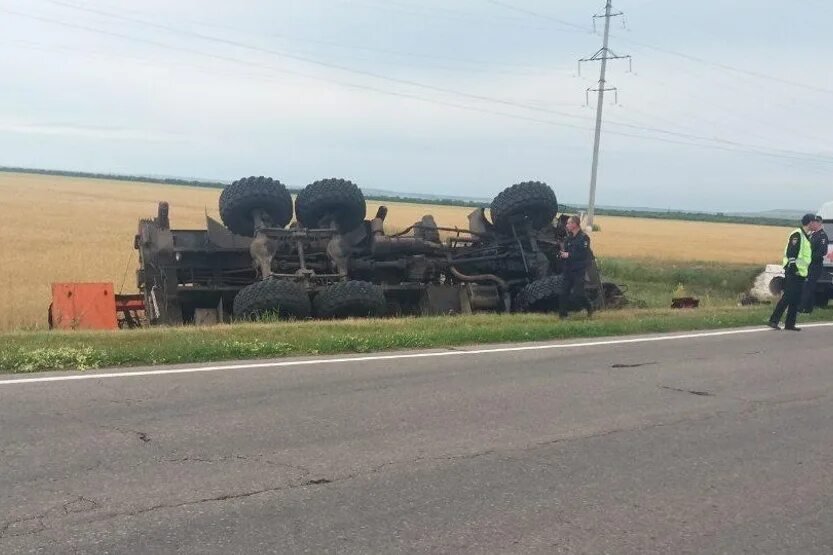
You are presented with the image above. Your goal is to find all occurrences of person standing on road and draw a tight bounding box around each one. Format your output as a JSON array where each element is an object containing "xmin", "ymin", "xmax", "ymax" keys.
[
  {"xmin": 768, "ymin": 214, "xmax": 814, "ymax": 331},
  {"xmin": 800, "ymin": 215, "xmax": 829, "ymax": 313},
  {"xmin": 559, "ymin": 215, "xmax": 593, "ymax": 319}
]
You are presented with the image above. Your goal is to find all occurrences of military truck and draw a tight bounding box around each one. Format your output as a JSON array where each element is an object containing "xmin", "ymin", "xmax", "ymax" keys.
[{"xmin": 134, "ymin": 177, "xmax": 623, "ymax": 325}]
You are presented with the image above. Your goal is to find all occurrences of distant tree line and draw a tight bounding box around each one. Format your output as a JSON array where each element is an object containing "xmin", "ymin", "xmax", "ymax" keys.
[
  {"xmin": 0, "ymin": 166, "xmax": 487, "ymax": 207},
  {"xmin": 0, "ymin": 166, "xmax": 229, "ymax": 189},
  {"xmin": 558, "ymin": 205, "xmax": 794, "ymax": 228},
  {"xmin": 0, "ymin": 166, "xmax": 794, "ymax": 227}
]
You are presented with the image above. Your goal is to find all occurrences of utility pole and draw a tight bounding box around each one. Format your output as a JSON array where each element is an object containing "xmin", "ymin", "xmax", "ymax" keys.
[{"xmin": 579, "ymin": 1, "xmax": 630, "ymax": 228}]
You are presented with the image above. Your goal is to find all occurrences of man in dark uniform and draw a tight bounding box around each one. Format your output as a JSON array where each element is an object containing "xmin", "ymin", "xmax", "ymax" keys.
[
  {"xmin": 559, "ymin": 215, "xmax": 593, "ymax": 319},
  {"xmin": 800, "ymin": 215, "xmax": 829, "ymax": 313},
  {"xmin": 768, "ymin": 214, "xmax": 814, "ymax": 331}
]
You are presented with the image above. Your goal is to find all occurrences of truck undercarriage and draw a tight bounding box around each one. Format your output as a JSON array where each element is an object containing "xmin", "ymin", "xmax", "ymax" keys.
[{"xmin": 135, "ymin": 177, "xmax": 625, "ymax": 325}]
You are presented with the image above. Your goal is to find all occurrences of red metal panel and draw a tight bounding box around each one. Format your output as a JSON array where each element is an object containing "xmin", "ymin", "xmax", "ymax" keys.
[{"xmin": 50, "ymin": 283, "xmax": 118, "ymax": 330}]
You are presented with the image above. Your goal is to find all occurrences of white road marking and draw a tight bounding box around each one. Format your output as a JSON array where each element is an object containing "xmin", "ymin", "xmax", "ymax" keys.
[{"xmin": 1, "ymin": 323, "xmax": 831, "ymax": 387}]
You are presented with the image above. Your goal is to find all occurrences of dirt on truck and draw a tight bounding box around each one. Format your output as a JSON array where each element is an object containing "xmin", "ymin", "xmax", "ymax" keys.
[{"xmin": 133, "ymin": 177, "xmax": 625, "ymax": 326}]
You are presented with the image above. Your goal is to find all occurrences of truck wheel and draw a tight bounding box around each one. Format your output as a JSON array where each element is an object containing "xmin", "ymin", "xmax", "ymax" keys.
[
  {"xmin": 490, "ymin": 181, "xmax": 558, "ymax": 233},
  {"xmin": 314, "ymin": 281, "xmax": 386, "ymax": 319},
  {"xmin": 516, "ymin": 275, "xmax": 565, "ymax": 313},
  {"xmin": 491, "ymin": 181, "xmax": 558, "ymax": 232},
  {"xmin": 219, "ymin": 176, "xmax": 293, "ymax": 237},
  {"xmin": 295, "ymin": 178, "xmax": 366, "ymax": 231},
  {"xmin": 233, "ymin": 278, "xmax": 311, "ymax": 320},
  {"xmin": 816, "ymin": 292, "xmax": 830, "ymax": 308}
]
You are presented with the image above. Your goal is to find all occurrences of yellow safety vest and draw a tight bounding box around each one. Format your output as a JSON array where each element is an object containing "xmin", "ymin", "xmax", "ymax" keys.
[{"xmin": 783, "ymin": 228, "xmax": 811, "ymax": 278}]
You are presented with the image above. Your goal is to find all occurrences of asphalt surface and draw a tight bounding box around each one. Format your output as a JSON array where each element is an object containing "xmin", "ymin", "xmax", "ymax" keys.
[{"xmin": 1, "ymin": 324, "xmax": 832, "ymax": 554}]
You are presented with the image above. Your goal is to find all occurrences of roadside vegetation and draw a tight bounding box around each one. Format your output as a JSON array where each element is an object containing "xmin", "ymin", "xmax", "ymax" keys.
[
  {"xmin": 2, "ymin": 306, "xmax": 831, "ymax": 374},
  {"xmin": 0, "ymin": 171, "xmax": 814, "ymax": 375},
  {"xmin": 2, "ymin": 256, "xmax": 828, "ymax": 374},
  {"xmin": 599, "ymin": 259, "xmax": 762, "ymax": 308}
]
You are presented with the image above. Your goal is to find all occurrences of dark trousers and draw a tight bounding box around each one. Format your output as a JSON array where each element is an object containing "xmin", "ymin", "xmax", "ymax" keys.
[
  {"xmin": 559, "ymin": 270, "xmax": 591, "ymax": 317},
  {"xmin": 770, "ymin": 273, "xmax": 805, "ymax": 328},
  {"xmin": 800, "ymin": 266, "xmax": 822, "ymax": 313}
]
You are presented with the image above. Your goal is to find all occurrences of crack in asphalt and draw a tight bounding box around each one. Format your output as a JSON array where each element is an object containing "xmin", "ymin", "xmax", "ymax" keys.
[
  {"xmin": 740, "ymin": 392, "xmax": 832, "ymax": 413},
  {"xmin": 6, "ymin": 391, "xmax": 831, "ymax": 540},
  {"xmin": 0, "ymin": 516, "xmax": 45, "ymax": 539},
  {"xmin": 158, "ymin": 454, "xmax": 311, "ymax": 477},
  {"xmin": 0, "ymin": 447, "xmax": 511, "ymax": 537},
  {"xmin": 303, "ymin": 478, "xmax": 332, "ymax": 485},
  {"xmin": 0, "ymin": 496, "xmax": 98, "ymax": 540},
  {"xmin": 658, "ymin": 385, "xmax": 715, "ymax": 397},
  {"xmin": 611, "ymin": 362, "xmax": 658, "ymax": 369},
  {"xmin": 103, "ymin": 485, "xmax": 301, "ymax": 522}
]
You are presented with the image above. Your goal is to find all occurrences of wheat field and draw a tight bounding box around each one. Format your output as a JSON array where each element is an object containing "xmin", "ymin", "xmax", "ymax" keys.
[{"xmin": 0, "ymin": 172, "xmax": 790, "ymax": 330}]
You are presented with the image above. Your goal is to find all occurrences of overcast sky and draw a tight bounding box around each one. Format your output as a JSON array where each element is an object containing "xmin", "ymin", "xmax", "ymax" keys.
[{"xmin": 1, "ymin": 0, "xmax": 831, "ymax": 212}]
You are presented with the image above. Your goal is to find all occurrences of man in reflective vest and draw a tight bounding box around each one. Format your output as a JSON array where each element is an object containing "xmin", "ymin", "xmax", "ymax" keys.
[{"xmin": 768, "ymin": 214, "xmax": 814, "ymax": 331}]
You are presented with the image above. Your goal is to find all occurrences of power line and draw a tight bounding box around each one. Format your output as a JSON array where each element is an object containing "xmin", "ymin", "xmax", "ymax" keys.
[
  {"xmin": 36, "ymin": 1, "xmax": 596, "ymax": 120},
  {"xmin": 6, "ymin": 5, "xmax": 833, "ymax": 169},
  {"xmin": 482, "ymin": 0, "xmax": 591, "ymax": 33},
  {"xmin": 30, "ymin": 0, "xmax": 833, "ymax": 165},
  {"xmin": 257, "ymin": 33, "xmax": 558, "ymax": 74},
  {"xmin": 479, "ymin": 2, "xmax": 833, "ymax": 160},
  {"xmin": 0, "ymin": 10, "xmax": 611, "ymax": 135},
  {"xmin": 135, "ymin": 0, "xmax": 564, "ymax": 73},
  {"xmin": 617, "ymin": 37, "xmax": 833, "ymax": 97},
  {"xmin": 357, "ymin": 0, "xmax": 549, "ymax": 29},
  {"xmin": 404, "ymin": 0, "xmax": 826, "ymax": 149},
  {"xmin": 485, "ymin": 0, "xmax": 833, "ymax": 96},
  {"xmin": 622, "ymin": 70, "xmax": 833, "ymax": 151},
  {"xmin": 17, "ymin": 3, "xmax": 633, "ymax": 124}
]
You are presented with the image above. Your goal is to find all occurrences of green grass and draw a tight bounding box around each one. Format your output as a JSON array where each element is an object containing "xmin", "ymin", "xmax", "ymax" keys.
[
  {"xmin": 2, "ymin": 258, "xmax": 824, "ymax": 374},
  {"xmin": 1, "ymin": 307, "xmax": 831, "ymax": 374},
  {"xmin": 600, "ymin": 258, "xmax": 762, "ymax": 292},
  {"xmin": 599, "ymin": 258, "xmax": 763, "ymax": 309}
]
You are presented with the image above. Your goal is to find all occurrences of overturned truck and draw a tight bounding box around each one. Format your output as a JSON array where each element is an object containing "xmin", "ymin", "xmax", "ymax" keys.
[{"xmin": 135, "ymin": 177, "xmax": 624, "ymax": 325}]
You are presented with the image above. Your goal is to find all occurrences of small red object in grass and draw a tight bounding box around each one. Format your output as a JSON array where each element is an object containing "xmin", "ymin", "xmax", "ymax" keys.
[{"xmin": 671, "ymin": 297, "xmax": 700, "ymax": 309}]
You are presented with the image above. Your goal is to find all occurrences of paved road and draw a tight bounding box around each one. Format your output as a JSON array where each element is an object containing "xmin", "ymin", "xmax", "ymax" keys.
[{"xmin": 1, "ymin": 325, "xmax": 832, "ymax": 554}]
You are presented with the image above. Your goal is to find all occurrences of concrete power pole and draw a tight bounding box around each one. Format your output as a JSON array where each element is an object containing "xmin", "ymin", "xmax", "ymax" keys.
[{"xmin": 579, "ymin": 1, "xmax": 630, "ymax": 228}]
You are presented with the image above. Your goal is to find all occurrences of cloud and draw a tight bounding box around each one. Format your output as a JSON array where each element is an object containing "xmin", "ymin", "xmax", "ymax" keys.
[
  {"xmin": 0, "ymin": 0, "xmax": 831, "ymax": 211},
  {"xmin": 0, "ymin": 121, "xmax": 183, "ymax": 142}
]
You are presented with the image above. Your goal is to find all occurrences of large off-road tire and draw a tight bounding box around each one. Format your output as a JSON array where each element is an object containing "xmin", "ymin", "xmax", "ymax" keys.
[
  {"xmin": 233, "ymin": 278, "xmax": 311, "ymax": 320},
  {"xmin": 490, "ymin": 181, "xmax": 558, "ymax": 233},
  {"xmin": 295, "ymin": 178, "xmax": 366, "ymax": 231},
  {"xmin": 219, "ymin": 176, "xmax": 293, "ymax": 237},
  {"xmin": 515, "ymin": 275, "xmax": 565, "ymax": 313},
  {"xmin": 314, "ymin": 280, "xmax": 386, "ymax": 319}
]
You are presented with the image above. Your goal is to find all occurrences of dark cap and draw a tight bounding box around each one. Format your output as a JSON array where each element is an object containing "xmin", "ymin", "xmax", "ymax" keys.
[{"xmin": 801, "ymin": 213, "xmax": 816, "ymax": 226}]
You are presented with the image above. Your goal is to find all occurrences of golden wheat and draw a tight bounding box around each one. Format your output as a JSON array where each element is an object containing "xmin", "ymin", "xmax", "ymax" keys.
[{"xmin": 0, "ymin": 172, "xmax": 789, "ymax": 330}]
